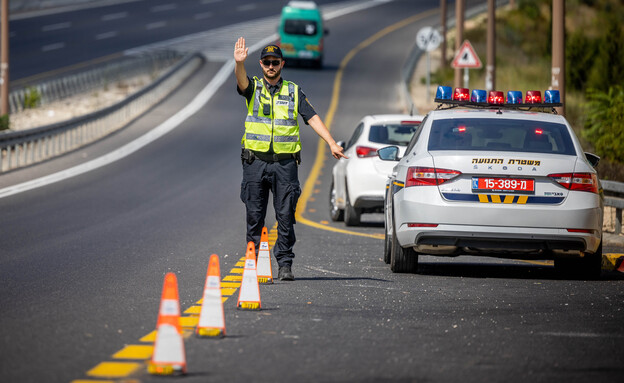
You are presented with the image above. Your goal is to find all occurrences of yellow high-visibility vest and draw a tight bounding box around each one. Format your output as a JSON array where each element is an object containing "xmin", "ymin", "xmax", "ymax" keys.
[{"xmin": 243, "ymin": 77, "xmax": 301, "ymax": 153}]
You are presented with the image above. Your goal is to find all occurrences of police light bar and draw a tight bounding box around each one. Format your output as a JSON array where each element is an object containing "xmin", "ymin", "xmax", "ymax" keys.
[{"xmin": 434, "ymin": 86, "xmax": 563, "ymax": 108}]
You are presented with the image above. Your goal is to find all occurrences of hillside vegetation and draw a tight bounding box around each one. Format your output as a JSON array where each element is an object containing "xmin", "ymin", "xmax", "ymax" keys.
[{"xmin": 436, "ymin": 0, "xmax": 624, "ymax": 180}]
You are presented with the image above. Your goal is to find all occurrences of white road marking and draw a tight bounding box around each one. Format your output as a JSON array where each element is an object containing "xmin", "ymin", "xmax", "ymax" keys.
[
  {"xmin": 146, "ymin": 21, "xmax": 167, "ymax": 30},
  {"xmin": 150, "ymin": 4, "xmax": 177, "ymax": 12},
  {"xmin": 200, "ymin": 0, "xmax": 223, "ymax": 4},
  {"xmin": 41, "ymin": 22, "xmax": 72, "ymax": 32},
  {"xmin": 101, "ymin": 12, "xmax": 129, "ymax": 21},
  {"xmin": 194, "ymin": 12, "xmax": 213, "ymax": 20},
  {"xmin": 95, "ymin": 31, "xmax": 118, "ymax": 40},
  {"xmin": 42, "ymin": 42, "xmax": 66, "ymax": 52}
]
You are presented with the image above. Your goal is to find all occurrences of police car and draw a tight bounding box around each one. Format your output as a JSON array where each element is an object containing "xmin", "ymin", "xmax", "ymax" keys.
[
  {"xmin": 381, "ymin": 87, "xmax": 603, "ymax": 278},
  {"xmin": 330, "ymin": 114, "xmax": 422, "ymax": 226}
]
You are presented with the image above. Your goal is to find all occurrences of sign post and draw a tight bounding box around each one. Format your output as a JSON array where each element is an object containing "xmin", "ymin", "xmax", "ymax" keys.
[
  {"xmin": 451, "ymin": 40, "xmax": 482, "ymax": 88},
  {"xmin": 416, "ymin": 27, "xmax": 443, "ymax": 100}
]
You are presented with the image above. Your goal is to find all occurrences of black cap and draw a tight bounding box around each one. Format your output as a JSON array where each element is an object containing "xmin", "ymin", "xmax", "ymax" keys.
[{"xmin": 260, "ymin": 44, "xmax": 283, "ymax": 59}]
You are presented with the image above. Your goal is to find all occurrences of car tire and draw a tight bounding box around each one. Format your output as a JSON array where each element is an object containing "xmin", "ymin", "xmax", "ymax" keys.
[
  {"xmin": 390, "ymin": 218, "xmax": 418, "ymax": 273},
  {"xmin": 344, "ymin": 191, "xmax": 361, "ymax": 226},
  {"xmin": 383, "ymin": 228, "xmax": 392, "ymax": 264},
  {"xmin": 554, "ymin": 239, "xmax": 602, "ymax": 280},
  {"xmin": 329, "ymin": 180, "xmax": 344, "ymax": 222}
]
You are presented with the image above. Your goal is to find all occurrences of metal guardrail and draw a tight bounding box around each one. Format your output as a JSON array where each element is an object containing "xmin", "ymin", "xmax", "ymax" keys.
[
  {"xmin": 0, "ymin": 53, "xmax": 204, "ymax": 173},
  {"xmin": 10, "ymin": 50, "xmax": 183, "ymax": 114},
  {"xmin": 602, "ymin": 180, "xmax": 624, "ymax": 234}
]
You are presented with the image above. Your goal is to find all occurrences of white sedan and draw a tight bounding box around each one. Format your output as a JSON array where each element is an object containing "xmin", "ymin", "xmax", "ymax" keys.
[
  {"xmin": 330, "ymin": 114, "xmax": 423, "ymax": 226},
  {"xmin": 381, "ymin": 87, "xmax": 603, "ymax": 279}
]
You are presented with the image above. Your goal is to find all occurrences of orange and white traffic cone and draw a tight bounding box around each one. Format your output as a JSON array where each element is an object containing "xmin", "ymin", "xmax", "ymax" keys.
[
  {"xmin": 257, "ymin": 227, "xmax": 274, "ymax": 284},
  {"xmin": 148, "ymin": 272, "xmax": 187, "ymax": 375},
  {"xmin": 237, "ymin": 241, "xmax": 262, "ymax": 310},
  {"xmin": 196, "ymin": 254, "xmax": 226, "ymax": 337}
]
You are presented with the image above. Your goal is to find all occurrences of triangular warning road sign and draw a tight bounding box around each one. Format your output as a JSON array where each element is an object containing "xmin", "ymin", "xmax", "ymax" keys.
[{"xmin": 452, "ymin": 40, "xmax": 482, "ymax": 69}]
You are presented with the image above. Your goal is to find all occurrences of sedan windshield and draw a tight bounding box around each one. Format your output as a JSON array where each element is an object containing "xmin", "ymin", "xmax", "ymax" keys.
[
  {"xmin": 369, "ymin": 124, "xmax": 419, "ymax": 146},
  {"xmin": 428, "ymin": 118, "xmax": 576, "ymax": 155}
]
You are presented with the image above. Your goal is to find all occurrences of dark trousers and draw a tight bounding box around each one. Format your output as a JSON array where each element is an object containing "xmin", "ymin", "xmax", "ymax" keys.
[{"xmin": 240, "ymin": 158, "xmax": 301, "ymax": 267}]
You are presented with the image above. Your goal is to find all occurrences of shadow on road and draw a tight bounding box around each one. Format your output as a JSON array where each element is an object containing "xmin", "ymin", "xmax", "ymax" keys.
[{"xmin": 416, "ymin": 262, "xmax": 624, "ymax": 281}]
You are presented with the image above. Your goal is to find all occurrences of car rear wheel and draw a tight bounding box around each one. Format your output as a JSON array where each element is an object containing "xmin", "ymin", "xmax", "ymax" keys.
[
  {"xmin": 329, "ymin": 180, "xmax": 344, "ymax": 222},
  {"xmin": 383, "ymin": 227, "xmax": 392, "ymax": 264},
  {"xmin": 554, "ymin": 239, "xmax": 602, "ymax": 279},
  {"xmin": 390, "ymin": 218, "xmax": 418, "ymax": 273},
  {"xmin": 344, "ymin": 183, "xmax": 361, "ymax": 226}
]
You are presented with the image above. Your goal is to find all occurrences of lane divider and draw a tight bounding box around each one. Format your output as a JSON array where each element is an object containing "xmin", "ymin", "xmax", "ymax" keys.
[
  {"xmin": 72, "ymin": 223, "xmax": 279, "ymax": 382},
  {"xmin": 295, "ymin": 9, "xmax": 438, "ymax": 241}
]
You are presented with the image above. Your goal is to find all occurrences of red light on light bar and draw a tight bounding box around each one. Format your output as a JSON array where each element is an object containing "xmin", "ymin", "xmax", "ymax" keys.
[
  {"xmin": 526, "ymin": 90, "xmax": 542, "ymax": 104},
  {"xmin": 488, "ymin": 91, "xmax": 504, "ymax": 104},
  {"xmin": 407, "ymin": 223, "xmax": 439, "ymax": 228},
  {"xmin": 453, "ymin": 88, "xmax": 470, "ymax": 101},
  {"xmin": 401, "ymin": 120, "xmax": 421, "ymax": 125}
]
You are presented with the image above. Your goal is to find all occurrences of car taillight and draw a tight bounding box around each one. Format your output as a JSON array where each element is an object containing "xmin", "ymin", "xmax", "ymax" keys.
[
  {"xmin": 407, "ymin": 223, "xmax": 439, "ymax": 227},
  {"xmin": 549, "ymin": 172, "xmax": 599, "ymax": 193},
  {"xmin": 406, "ymin": 167, "xmax": 461, "ymax": 187},
  {"xmin": 356, "ymin": 146, "xmax": 378, "ymax": 158}
]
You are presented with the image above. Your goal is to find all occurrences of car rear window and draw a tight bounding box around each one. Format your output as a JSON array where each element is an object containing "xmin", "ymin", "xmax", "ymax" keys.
[
  {"xmin": 368, "ymin": 124, "xmax": 419, "ymax": 146},
  {"xmin": 428, "ymin": 118, "xmax": 576, "ymax": 155},
  {"xmin": 284, "ymin": 19, "xmax": 317, "ymax": 35}
]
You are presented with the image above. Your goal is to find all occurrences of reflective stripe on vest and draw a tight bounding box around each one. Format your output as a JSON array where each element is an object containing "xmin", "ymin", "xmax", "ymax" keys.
[{"xmin": 243, "ymin": 77, "xmax": 301, "ymax": 154}]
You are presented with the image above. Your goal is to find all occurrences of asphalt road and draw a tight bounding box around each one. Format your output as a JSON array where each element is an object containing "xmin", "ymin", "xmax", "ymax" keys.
[
  {"xmin": 1, "ymin": 1, "xmax": 623, "ymax": 382},
  {"xmin": 9, "ymin": 0, "xmax": 342, "ymax": 82}
]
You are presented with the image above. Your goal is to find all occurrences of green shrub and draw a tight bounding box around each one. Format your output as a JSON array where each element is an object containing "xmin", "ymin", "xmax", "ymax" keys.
[
  {"xmin": 582, "ymin": 85, "xmax": 624, "ymax": 163},
  {"xmin": 23, "ymin": 87, "xmax": 41, "ymax": 109},
  {"xmin": 0, "ymin": 113, "xmax": 8, "ymax": 131}
]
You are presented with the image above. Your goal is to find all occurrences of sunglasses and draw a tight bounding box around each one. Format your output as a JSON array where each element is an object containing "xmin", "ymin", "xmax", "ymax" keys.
[{"xmin": 262, "ymin": 59, "xmax": 281, "ymax": 67}]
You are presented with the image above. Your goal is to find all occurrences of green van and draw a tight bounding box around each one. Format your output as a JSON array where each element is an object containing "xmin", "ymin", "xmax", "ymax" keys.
[{"xmin": 278, "ymin": 1, "xmax": 328, "ymax": 68}]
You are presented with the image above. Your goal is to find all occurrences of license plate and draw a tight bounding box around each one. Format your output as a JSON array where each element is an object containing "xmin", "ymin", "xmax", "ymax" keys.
[
  {"xmin": 472, "ymin": 177, "xmax": 535, "ymax": 194},
  {"xmin": 298, "ymin": 50, "xmax": 314, "ymax": 58}
]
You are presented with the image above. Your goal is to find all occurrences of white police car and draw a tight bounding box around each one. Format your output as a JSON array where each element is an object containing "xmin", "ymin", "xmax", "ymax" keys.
[
  {"xmin": 330, "ymin": 114, "xmax": 422, "ymax": 226},
  {"xmin": 381, "ymin": 87, "xmax": 603, "ymax": 278}
]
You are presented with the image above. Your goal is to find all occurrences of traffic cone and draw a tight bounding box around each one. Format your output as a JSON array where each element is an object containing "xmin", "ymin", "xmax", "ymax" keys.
[
  {"xmin": 196, "ymin": 254, "xmax": 226, "ymax": 337},
  {"xmin": 257, "ymin": 227, "xmax": 274, "ymax": 284},
  {"xmin": 237, "ymin": 242, "xmax": 262, "ymax": 310},
  {"xmin": 148, "ymin": 272, "xmax": 187, "ymax": 375}
]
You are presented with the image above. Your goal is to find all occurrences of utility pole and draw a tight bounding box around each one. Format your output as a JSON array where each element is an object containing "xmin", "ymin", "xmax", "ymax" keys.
[
  {"xmin": 453, "ymin": 0, "xmax": 465, "ymax": 89},
  {"xmin": 552, "ymin": 0, "xmax": 565, "ymax": 116},
  {"xmin": 1, "ymin": 0, "xmax": 8, "ymax": 118},
  {"xmin": 485, "ymin": 0, "xmax": 495, "ymax": 91},
  {"xmin": 440, "ymin": 0, "xmax": 447, "ymax": 66}
]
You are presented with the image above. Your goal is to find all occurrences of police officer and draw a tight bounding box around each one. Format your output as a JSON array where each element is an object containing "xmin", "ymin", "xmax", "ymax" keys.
[{"xmin": 234, "ymin": 37, "xmax": 346, "ymax": 281}]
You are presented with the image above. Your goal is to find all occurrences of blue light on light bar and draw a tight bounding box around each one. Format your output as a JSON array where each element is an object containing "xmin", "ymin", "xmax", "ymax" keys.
[
  {"xmin": 435, "ymin": 86, "xmax": 453, "ymax": 100},
  {"xmin": 471, "ymin": 89, "xmax": 487, "ymax": 103},
  {"xmin": 506, "ymin": 91, "xmax": 523, "ymax": 104},
  {"xmin": 544, "ymin": 90, "xmax": 561, "ymax": 103}
]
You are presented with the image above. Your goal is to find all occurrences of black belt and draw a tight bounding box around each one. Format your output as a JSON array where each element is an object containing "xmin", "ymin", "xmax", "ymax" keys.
[{"xmin": 244, "ymin": 149, "xmax": 300, "ymax": 163}]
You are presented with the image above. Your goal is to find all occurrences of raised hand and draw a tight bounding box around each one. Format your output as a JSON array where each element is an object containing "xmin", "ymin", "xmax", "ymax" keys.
[{"xmin": 234, "ymin": 37, "xmax": 249, "ymax": 63}]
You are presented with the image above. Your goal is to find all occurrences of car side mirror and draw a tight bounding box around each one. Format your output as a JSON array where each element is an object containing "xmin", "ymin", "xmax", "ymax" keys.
[
  {"xmin": 337, "ymin": 140, "xmax": 345, "ymax": 150},
  {"xmin": 585, "ymin": 152, "xmax": 600, "ymax": 168},
  {"xmin": 378, "ymin": 146, "xmax": 400, "ymax": 161}
]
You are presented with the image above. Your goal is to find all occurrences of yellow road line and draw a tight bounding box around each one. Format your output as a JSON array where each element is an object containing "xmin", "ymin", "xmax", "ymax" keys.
[
  {"xmin": 296, "ymin": 9, "xmax": 437, "ymax": 241},
  {"xmin": 112, "ymin": 345, "xmax": 154, "ymax": 360}
]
